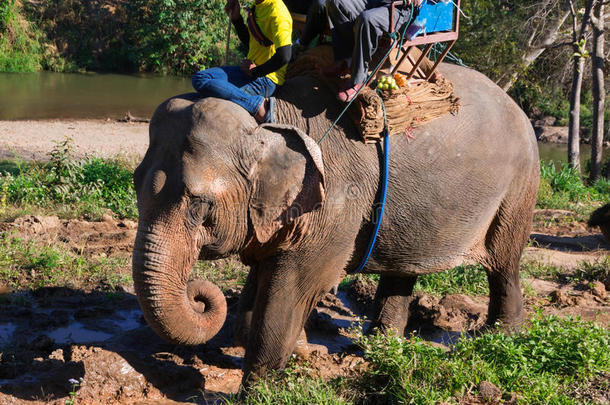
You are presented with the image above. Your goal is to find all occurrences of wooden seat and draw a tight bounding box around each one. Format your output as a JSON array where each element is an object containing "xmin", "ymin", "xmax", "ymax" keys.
[
  {"xmin": 384, "ymin": 0, "xmax": 461, "ymax": 81},
  {"xmin": 291, "ymin": 12, "xmax": 307, "ymax": 31}
]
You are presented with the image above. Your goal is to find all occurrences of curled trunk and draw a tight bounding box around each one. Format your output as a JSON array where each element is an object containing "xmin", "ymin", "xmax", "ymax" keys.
[{"xmin": 132, "ymin": 226, "xmax": 227, "ymax": 345}]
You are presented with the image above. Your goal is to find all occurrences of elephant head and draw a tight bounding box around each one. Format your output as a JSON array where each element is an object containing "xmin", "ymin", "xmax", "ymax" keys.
[{"xmin": 132, "ymin": 95, "xmax": 325, "ymax": 345}]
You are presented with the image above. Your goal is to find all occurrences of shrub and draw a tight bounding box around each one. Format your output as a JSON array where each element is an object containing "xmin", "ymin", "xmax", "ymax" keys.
[
  {"xmin": 537, "ymin": 161, "xmax": 610, "ymax": 215},
  {"xmin": 0, "ymin": 138, "xmax": 137, "ymax": 219},
  {"xmin": 0, "ymin": 0, "xmax": 43, "ymax": 72},
  {"xmin": 356, "ymin": 314, "xmax": 610, "ymax": 404}
]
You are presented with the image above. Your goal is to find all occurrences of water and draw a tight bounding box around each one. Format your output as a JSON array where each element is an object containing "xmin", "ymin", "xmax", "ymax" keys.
[
  {"xmin": 0, "ymin": 72, "xmax": 606, "ymax": 164},
  {"xmin": 0, "ymin": 323, "xmax": 16, "ymax": 343},
  {"xmin": 538, "ymin": 142, "xmax": 600, "ymax": 165},
  {"xmin": 0, "ymin": 72, "xmax": 193, "ymax": 120},
  {"xmin": 47, "ymin": 323, "xmax": 115, "ymax": 344},
  {"xmin": 45, "ymin": 309, "xmax": 143, "ymax": 344}
]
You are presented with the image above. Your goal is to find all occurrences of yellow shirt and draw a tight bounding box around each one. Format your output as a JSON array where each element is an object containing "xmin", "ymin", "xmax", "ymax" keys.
[{"xmin": 248, "ymin": 0, "xmax": 293, "ymax": 86}]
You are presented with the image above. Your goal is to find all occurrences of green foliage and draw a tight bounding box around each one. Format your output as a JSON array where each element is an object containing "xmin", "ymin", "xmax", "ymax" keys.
[
  {"xmin": 0, "ymin": 0, "xmax": 43, "ymax": 72},
  {"xmin": 233, "ymin": 369, "xmax": 351, "ymax": 405},
  {"xmin": 0, "ymin": 138, "xmax": 137, "ymax": 219},
  {"xmin": 0, "ymin": 234, "xmax": 129, "ymax": 290},
  {"xmin": 452, "ymin": 0, "xmax": 525, "ymax": 82},
  {"xmin": 8, "ymin": 0, "xmax": 240, "ymax": 74},
  {"xmin": 537, "ymin": 161, "xmax": 610, "ymax": 214},
  {"xmin": 124, "ymin": 0, "xmax": 238, "ymax": 74},
  {"xmin": 355, "ymin": 314, "xmax": 610, "ymax": 404}
]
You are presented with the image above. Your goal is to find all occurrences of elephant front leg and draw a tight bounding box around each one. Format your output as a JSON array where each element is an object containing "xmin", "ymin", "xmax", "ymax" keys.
[
  {"xmin": 234, "ymin": 266, "xmax": 258, "ymax": 348},
  {"xmin": 242, "ymin": 267, "xmax": 328, "ymax": 385},
  {"xmin": 372, "ymin": 274, "xmax": 417, "ymax": 336}
]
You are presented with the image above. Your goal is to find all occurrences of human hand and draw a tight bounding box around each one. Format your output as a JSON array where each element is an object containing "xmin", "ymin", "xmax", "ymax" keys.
[
  {"xmin": 225, "ymin": 0, "xmax": 241, "ymax": 21},
  {"xmin": 241, "ymin": 59, "xmax": 257, "ymax": 76}
]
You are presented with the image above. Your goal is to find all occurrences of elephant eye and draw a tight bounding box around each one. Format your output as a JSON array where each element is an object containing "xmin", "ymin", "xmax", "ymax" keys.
[{"xmin": 188, "ymin": 198, "xmax": 213, "ymax": 225}]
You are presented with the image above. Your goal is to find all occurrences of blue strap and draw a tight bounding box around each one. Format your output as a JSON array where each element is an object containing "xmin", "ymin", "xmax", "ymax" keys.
[{"xmin": 353, "ymin": 131, "xmax": 389, "ymax": 274}]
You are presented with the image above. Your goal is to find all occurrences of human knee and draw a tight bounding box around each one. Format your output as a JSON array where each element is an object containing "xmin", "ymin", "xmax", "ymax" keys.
[
  {"xmin": 357, "ymin": 9, "xmax": 375, "ymax": 29},
  {"xmin": 191, "ymin": 68, "xmax": 222, "ymax": 92},
  {"xmin": 192, "ymin": 70, "xmax": 211, "ymax": 92}
]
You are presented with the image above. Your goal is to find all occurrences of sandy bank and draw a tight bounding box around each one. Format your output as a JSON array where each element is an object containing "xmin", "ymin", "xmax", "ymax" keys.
[{"xmin": 0, "ymin": 120, "xmax": 149, "ymax": 161}]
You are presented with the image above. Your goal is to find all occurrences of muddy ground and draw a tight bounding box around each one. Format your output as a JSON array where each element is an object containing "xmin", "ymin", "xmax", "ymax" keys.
[{"xmin": 0, "ymin": 209, "xmax": 608, "ymax": 404}]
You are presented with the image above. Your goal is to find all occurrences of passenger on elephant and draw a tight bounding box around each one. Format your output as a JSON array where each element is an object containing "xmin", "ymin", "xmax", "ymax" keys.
[
  {"xmin": 283, "ymin": 0, "xmax": 328, "ymax": 50},
  {"xmin": 325, "ymin": 0, "xmax": 421, "ymax": 102},
  {"xmin": 191, "ymin": 0, "xmax": 292, "ymax": 123}
]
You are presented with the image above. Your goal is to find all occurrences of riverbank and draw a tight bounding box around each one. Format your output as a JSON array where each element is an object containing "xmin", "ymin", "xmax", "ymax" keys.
[{"xmin": 0, "ymin": 120, "xmax": 148, "ymax": 160}]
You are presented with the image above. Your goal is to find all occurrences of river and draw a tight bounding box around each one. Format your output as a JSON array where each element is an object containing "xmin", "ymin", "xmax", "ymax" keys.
[{"xmin": 0, "ymin": 72, "xmax": 605, "ymax": 165}]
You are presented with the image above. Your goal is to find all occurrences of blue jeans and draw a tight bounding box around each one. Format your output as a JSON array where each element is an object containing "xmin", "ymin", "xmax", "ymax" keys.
[{"xmin": 191, "ymin": 66, "xmax": 277, "ymax": 115}]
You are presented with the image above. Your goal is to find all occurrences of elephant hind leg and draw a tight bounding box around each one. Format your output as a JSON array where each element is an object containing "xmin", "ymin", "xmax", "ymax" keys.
[
  {"xmin": 372, "ymin": 274, "xmax": 418, "ymax": 336},
  {"xmin": 482, "ymin": 186, "xmax": 535, "ymax": 328}
]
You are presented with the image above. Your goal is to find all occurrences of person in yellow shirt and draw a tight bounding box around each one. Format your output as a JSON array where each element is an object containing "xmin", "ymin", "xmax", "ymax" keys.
[{"xmin": 192, "ymin": 0, "xmax": 292, "ymax": 123}]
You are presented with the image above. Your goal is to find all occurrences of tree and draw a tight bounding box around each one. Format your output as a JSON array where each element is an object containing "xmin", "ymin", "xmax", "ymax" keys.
[
  {"xmin": 589, "ymin": 0, "xmax": 606, "ymax": 181},
  {"xmin": 498, "ymin": 0, "xmax": 572, "ymax": 91},
  {"xmin": 567, "ymin": 0, "xmax": 594, "ymax": 173}
]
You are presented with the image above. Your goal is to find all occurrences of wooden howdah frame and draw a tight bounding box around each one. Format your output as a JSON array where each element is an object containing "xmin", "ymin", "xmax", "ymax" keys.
[
  {"xmin": 291, "ymin": 0, "xmax": 461, "ymax": 82},
  {"xmin": 388, "ymin": 0, "xmax": 461, "ymax": 80}
]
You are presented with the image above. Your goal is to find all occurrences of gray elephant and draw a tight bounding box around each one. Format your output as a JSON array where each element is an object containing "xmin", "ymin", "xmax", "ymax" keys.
[{"xmin": 132, "ymin": 63, "xmax": 539, "ymax": 384}]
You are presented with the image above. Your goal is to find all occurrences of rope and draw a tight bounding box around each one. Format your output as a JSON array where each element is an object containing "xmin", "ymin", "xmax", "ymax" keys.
[
  {"xmin": 353, "ymin": 93, "xmax": 389, "ymax": 274},
  {"xmin": 395, "ymin": 3, "xmax": 415, "ymax": 62},
  {"xmin": 429, "ymin": 42, "xmax": 468, "ymax": 67},
  {"xmin": 316, "ymin": 22, "xmax": 397, "ymax": 273}
]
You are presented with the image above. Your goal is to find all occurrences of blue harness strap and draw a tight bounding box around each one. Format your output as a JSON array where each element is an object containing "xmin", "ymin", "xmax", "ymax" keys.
[{"xmin": 353, "ymin": 131, "xmax": 389, "ymax": 274}]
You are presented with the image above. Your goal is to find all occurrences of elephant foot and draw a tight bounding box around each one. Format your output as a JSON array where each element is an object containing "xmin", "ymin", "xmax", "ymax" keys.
[{"xmin": 293, "ymin": 330, "xmax": 329, "ymax": 360}]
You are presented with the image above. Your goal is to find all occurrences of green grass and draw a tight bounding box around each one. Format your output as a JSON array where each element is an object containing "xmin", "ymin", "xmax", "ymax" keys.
[
  {"xmin": 537, "ymin": 161, "xmax": 610, "ymax": 218},
  {"xmin": 0, "ymin": 0, "xmax": 42, "ymax": 72},
  {"xmin": 231, "ymin": 370, "xmax": 353, "ymax": 405},
  {"xmin": 340, "ymin": 265, "xmax": 489, "ymax": 297},
  {"xmin": 192, "ymin": 259, "xmax": 249, "ymax": 292},
  {"xmin": 230, "ymin": 315, "xmax": 609, "ymax": 404},
  {"xmin": 414, "ymin": 264, "xmax": 489, "ymax": 296},
  {"xmin": 521, "ymin": 257, "xmax": 610, "ymax": 285},
  {"xmin": 355, "ymin": 314, "xmax": 609, "ymax": 404},
  {"xmin": 0, "ymin": 138, "xmax": 137, "ymax": 220},
  {"xmin": 0, "ymin": 234, "xmax": 130, "ymax": 290}
]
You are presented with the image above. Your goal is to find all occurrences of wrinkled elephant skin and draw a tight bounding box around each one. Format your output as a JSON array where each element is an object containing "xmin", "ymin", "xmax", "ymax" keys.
[{"xmin": 132, "ymin": 63, "xmax": 539, "ymax": 385}]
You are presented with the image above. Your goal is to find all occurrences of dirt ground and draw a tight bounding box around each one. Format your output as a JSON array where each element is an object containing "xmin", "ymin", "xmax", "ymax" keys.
[{"xmin": 0, "ymin": 210, "xmax": 608, "ymax": 404}]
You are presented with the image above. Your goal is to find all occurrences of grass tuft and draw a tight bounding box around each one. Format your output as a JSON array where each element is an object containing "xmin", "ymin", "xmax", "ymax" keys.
[
  {"xmin": 537, "ymin": 161, "xmax": 610, "ymax": 218},
  {"xmin": 0, "ymin": 234, "xmax": 130, "ymax": 290}
]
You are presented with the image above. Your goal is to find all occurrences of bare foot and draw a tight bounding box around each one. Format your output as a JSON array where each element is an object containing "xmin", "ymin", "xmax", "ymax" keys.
[{"xmin": 254, "ymin": 99, "xmax": 268, "ymax": 124}]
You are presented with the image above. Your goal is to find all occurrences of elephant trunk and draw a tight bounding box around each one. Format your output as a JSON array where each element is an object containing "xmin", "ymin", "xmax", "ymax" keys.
[{"xmin": 132, "ymin": 223, "xmax": 227, "ymax": 345}]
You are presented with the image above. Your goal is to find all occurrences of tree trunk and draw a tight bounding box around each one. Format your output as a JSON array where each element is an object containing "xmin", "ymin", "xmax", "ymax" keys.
[
  {"xmin": 500, "ymin": 4, "xmax": 571, "ymax": 92},
  {"xmin": 568, "ymin": 56, "xmax": 585, "ymax": 173},
  {"xmin": 567, "ymin": 0, "xmax": 596, "ymax": 173},
  {"xmin": 590, "ymin": 1, "xmax": 605, "ymax": 182}
]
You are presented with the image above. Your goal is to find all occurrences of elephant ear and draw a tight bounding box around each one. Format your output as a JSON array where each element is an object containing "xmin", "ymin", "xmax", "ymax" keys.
[{"xmin": 249, "ymin": 124, "xmax": 325, "ymax": 243}]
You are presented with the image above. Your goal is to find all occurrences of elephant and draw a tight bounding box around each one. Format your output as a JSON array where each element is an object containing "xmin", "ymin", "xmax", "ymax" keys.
[
  {"xmin": 132, "ymin": 63, "xmax": 539, "ymax": 384},
  {"xmin": 588, "ymin": 203, "xmax": 610, "ymax": 243}
]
